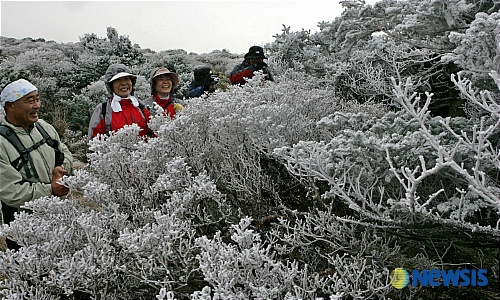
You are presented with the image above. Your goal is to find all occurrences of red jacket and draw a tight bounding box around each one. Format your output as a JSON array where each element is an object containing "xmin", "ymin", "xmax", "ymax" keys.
[
  {"xmin": 153, "ymin": 94, "xmax": 176, "ymax": 118},
  {"xmin": 229, "ymin": 60, "xmax": 274, "ymax": 85},
  {"xmin": 230, "ymin": 69, "xmax": 255, "ymax": 85},
  {"xmin": 91, "ymin": 99, "xmax": 152, "ymax": 138}
]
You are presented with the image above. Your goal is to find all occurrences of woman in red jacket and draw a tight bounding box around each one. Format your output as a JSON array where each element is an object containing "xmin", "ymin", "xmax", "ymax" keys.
[
  {"xmin": 143, "ymin": 67, "xmax": 186, "ymax": 118},
  {"xmin": 88, "ymin": 64, "xmax": 152, "ymax": 140}
]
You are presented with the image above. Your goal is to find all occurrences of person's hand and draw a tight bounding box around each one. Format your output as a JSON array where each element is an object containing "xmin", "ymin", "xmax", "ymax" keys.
[
  {"xmin": 51, "ymin": 166, "xmax": 69, "ymax": 196},
  {"xmin": 151, "ymin": 102, "xmax": 165, "ymax": 115}
]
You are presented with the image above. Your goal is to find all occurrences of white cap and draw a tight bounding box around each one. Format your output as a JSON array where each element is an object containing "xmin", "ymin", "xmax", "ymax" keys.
[
  {"xmin": 109, "ymin": 72, "xmax": 136, "ymax": 82},
  {"xmin": 0, "ymin": 79, "xmax": 38, "ymax": 107}
]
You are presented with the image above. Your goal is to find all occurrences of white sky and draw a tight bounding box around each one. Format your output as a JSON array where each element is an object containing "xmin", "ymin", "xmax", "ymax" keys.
[{"xmin": 1, "ymin": 0, "xmax": 379, "ymax": 55}]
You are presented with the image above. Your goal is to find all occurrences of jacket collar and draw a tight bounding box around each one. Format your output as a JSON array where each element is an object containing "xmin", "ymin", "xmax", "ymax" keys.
[{"xmin": 1, "ymin": 116, "xmax": 35, "ymax": 134}]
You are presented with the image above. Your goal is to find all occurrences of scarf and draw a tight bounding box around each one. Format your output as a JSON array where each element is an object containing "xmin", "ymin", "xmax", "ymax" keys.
[{"xmin": 110, "ymin": 94, "xmax": 140, "ymax": 112}]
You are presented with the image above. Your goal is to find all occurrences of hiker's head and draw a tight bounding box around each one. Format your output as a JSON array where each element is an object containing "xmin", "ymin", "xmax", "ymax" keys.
[
  {"xmin": 150, "ymin": 68, "xmax": 179, "ymax": 97},
  {"xmin": 110, "ymin": 76, "xmax": 134, "ymax": 98},
  {"xmin": 244, "ymin": 46, "xmax": 267, "ymax": 64},
  {"xmin": 245, "ymin": 46, "xmax": 267, "ymax": 61},
  {"xmin": 105, "ymin": 64, "xmax": 137, "ymax": 98},
  {"xmin": 193, "ymin": 67, "xmax": 219, "ymax": 91},
  {"xmin": 1, "ymin": 79, "xmax": 40, "ymax": 129}
]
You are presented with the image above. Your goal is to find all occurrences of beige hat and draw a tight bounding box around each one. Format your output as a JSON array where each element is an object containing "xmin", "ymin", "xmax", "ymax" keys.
[{"xmin": 152, "ymin": 68, "xmax": 179, "ymax": 88}]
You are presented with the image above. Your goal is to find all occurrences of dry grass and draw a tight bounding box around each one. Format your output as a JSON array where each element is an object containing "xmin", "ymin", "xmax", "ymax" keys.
[
  {"xmin": 0, "ymin": 237, "xmax": 6, "ymax": 252},
  {"xmin": 0, "ymin": 236, "xmax": 7, "ymax": 283}
]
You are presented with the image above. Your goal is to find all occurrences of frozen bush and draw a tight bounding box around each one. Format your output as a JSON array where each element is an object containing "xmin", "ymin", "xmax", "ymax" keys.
[
  {"xmin": 194, "ymin": 217, "xmax": 323, "ymax": 300},
  {"xmin": 1, "ymin": 123, "xmax": 229, "ymax": 299}
]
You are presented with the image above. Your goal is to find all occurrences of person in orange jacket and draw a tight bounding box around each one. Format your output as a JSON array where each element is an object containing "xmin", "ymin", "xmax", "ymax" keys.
[{"xmin": 230, "ymin": 46, "xmax": 274, "ymax": 85}]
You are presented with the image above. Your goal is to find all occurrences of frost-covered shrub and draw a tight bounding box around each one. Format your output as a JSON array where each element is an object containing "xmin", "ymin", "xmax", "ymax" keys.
[
  {"xmin": 62, "ymin": 129, "xmax": 88, "ymax": 163},
  {"xmin": 148, "ymin": 70, "xmax": 387, "ymax": 218},
  {"xmin": 0, "ymin": 196, "xmax": 130, "ymax": 298},
  {"xmin": 2, "ymin": 65, "xmax": 498, "ymax": 300},
  {"xmin": 445, "ymin": 12, "xmax": 500, "ymax": 91},
  {"xmin": 274, "ymin": 73, "xmax": 500, "ymax": 230},
  {"xmin": 0, "ymin": 106, "xmax": 5, "ymax": 122},
  {"xmin": 275, "ymin": 109, "xmax": 488, "ymax": 225},
  {"xmin": 1, "ymin": 124, "xmax": 229, "ymax": 299},
  {"xmin": 194, "ymin": 217, "xmax": 321, "ymax": 300},
  {"xmin": 267, "ymin": 207, "xmax": 416, "ymax": 300},
  {"xmin": 264, "ymin": 72, "xmax": 500, "ymax": 299},
  {"xmin": 270, "ymin": 73, "xmax": 500, "ymax": 297}
]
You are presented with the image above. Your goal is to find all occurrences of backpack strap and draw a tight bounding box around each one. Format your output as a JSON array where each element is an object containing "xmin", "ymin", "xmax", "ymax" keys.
[
  {"xmin": 137, "ymin": 102, "xmax": 149, "ymax": 121},
  {"xmin": 0, "ymin": 122, "xmax": 65, "ymax": 179},
  {"xmin": 102, "ymin": 101, "xmax": 112, "ymax": 134},
  {"xmin": 34, "ymin": 123, "xmax": 64, "ymax": 166},
  {"xmin": 0, "ymin": 124, "xmax": 38, "ymax": 178}
]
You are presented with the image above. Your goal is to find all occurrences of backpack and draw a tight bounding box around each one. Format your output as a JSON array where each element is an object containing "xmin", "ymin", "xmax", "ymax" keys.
[{"xmin": 0, "ymin": 122, "xmax": 64, "ymax": 179}]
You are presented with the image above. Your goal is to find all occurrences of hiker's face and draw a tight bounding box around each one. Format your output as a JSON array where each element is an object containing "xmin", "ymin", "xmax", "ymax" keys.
[
  {"xmin": 155, "ymin": 74, "xmax": 173, "ymax": 98},
  {"xmin": 6, "ymin": 91, "xmax": 40, "ymax": 130},
  {"xmin": 111, "ymin": 76, "xmax": 133, "ymax": 98},
  {"xmin": 249, "ymin": 58, "xmax": 263, "ymax": 65}
]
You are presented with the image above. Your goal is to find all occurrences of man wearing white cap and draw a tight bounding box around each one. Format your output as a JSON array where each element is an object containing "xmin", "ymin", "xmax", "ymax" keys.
[{"xmin": 0, "ymin": 79, "xmax": 74, "ymax": 249}]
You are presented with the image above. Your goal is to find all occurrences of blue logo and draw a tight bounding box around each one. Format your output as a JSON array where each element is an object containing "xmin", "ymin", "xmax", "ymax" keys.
[{"xmin": 391, "ymin": 268, "xmax": 488, "ymax": 289}]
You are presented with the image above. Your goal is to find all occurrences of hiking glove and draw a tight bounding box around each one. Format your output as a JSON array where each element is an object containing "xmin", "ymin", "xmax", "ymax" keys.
[{"xmin": 174, "ymin": 103, "xmax": 184, "ymax": 112}]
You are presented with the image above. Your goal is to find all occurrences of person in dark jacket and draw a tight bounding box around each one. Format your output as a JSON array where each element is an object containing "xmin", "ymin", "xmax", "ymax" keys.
[
  {"xmin": 230, "ymin": 46, "xmax": 274, "ymax": 85},
  {"xmin": 185, "ymin": 67, "xmax": 219, "ymax": 99},
  {"xmin": 88, "ymin": 63, "xmax": 152, "ymax": 140},
  {"xmin": 143, "ymin": 67, "xmax": 186, "ymax": 118}
]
